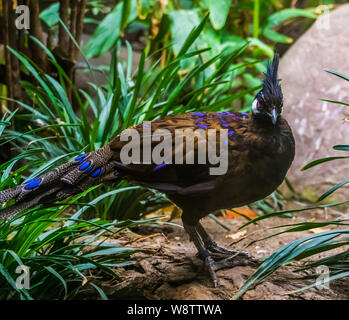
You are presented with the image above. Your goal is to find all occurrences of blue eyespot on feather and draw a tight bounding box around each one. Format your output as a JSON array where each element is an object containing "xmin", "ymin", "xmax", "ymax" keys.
[
  {"xmin": 222, "ymin": 123, "xmax": 229, "ymax": 128},
  {"xmin": 192, "ymin": 112, "xmax": 205, "ymax": 117},
  {"xmin": 91, "ymin": 168, "xmax": 101, "ymax": 178},
  {"xmin": 24, "ymin": 177, "xmax": 36, "ymax": 185},
  {"xmin": 79, "ymin": 161, "xmax": 91, "ymax": 171},
  {"xmin": 228, "ymin": 130, "xmax": 235, "ymax": 136},
  {"xmin": 25, "ymin": 177, "xmax": 42, "ymax": 190},
  {"xmin": 241, "ymin": 112, "xmax": 248, "ymax": 117},
  {"xmin": 196, "ymin": 124, "xmax": 208, "ymax": 129},
  {"xmin": 85, "ymin": 165, "xmax": 94, "ymax": 173},
  {"xmin": 75, "ymin": 153, "xmax": 87, "ymax": 162},
  {"xmin": 196, "ymin": 118, "xmax": 204, "ymax": 122},
  {"xmin": 154, "ymin": 163, "xmax": 167, "ymax": 171}
]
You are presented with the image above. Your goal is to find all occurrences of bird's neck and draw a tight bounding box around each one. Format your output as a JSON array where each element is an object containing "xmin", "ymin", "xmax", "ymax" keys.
[{"xmin": 251, "ymin": 113, "xmax": 279, "ymax": 129}]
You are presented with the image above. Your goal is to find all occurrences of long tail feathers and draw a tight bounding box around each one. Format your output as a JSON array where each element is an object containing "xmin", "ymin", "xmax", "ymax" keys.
[{"xmin": 0, "ymin": 145, "xmax": 119, "ymax": 220}]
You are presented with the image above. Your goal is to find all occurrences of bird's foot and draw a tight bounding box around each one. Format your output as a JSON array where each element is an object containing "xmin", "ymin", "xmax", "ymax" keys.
[
  {"xmin": 213, "ymin": 253, "xmax": 257, "ymax": 272},
  {"xmin": 205, "ymin": 240, "xmax": 253, "ymax": 260},
  {"xmin": 200, "ymin": 250, "xmax": 257, "ymax": 288}
]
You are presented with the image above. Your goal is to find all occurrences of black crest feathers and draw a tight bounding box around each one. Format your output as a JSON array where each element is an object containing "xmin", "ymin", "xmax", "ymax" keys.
[{"xmin": 261, "ymin": 52, "xmax": 283, "ymax": 107}]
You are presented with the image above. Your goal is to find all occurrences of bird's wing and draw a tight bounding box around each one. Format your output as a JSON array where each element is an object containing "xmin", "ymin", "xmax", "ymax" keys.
[{"xmin": 108, "ymin": 112, "xmax": 250, "ymax": 193}]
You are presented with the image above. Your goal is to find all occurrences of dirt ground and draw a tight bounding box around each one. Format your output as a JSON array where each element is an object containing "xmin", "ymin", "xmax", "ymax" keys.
[{"xmin": 86, "ymin": 204, "xmax": 349, "ymax": 300}]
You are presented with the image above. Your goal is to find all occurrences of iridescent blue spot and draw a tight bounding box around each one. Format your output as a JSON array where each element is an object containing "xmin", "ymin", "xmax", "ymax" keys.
[
  {"xmin": 228, "ymin": 130, "xmax": 235, "ymax": 136},
  {"xmin": 154, "ymin": 163, "xmax": 167, "ymax": 171},
  {"xmin": 192, "ymin": 112, "xmax": 205, "ymax": 117},
  {"xmin": 75, "ymin": 153, "xmax": 87, "ymax": 162},
  {"xmin": 196, "ymin": 124, "xmax": 208, "ymax": 129},
  {"xmin": 85, "ymin": 165, "xmax": 94, "ymax": 173},
  {"xmin": 25, "ymin": 178, "xmax": 41, "ymax": 190},
  {"xmin": 91, "ymin": 168, "xmax": 101, "ymax": 178},
  {"xmin": 223, "ymin": 140, "xmax": 228, "ymax": 145},
  {"xmin": 222, "ymin": 123, "xmax": 229, "ymax": 128},
  {"xmin": 24, "ymin": 177, "xmax": 36, "ymax": 185},
  {"xmin": 241, "ymin": 112, "xmax": 248, "ymax": 117},
  {"xmin": 79, "ymin": 161, "xmax": 91, "ymax": 171},
  {"xmin": 196, "ymin": 118, "xmax": 204, "ymax": 122}
]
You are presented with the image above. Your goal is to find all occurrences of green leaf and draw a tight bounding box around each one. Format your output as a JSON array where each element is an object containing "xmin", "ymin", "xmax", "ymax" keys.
[
  {"xmin": 168, "ymin": 10, "xmax": 202, "ymax": 55},
  {"xmin": 333, "ymin": 145, "xmax": 349, "ymax": 152},
  {"xmin": 89, "ymin": 282, "xmax": 109, "ymax": 300},
  {"xmin": 325, "ymin": 69, "xmax": 349, "ymax": 82},
  {"xmin": 44, "ymin": 266, "xmax": 68, "ymax": 299},
  {"xmin": 85, "ymin": 0, "xmax": 137, "ymax": 58},
  {"xmin": 318, "ymin": 178, "xmax": 349, "ymax": 201},
  {"xmin": 247, "ymin": 38, "xmax": 273, "ymax": 57},
  {"xmin": 40, "ymin": 2, "xmax": 60, "ymax": 27},
  {"xmin": 120, "ymin": 0, "xmax": 132, "ymax": 35},
  {"xmin": 267, "ymin": 9, "xmax": 317, "ymax": 28},
  {"xmin": 321, "ymin": 99, "xmax": 349, "ymax": 107},
  {"xmin": 263, "ymin": 28, "xmax": 293, "ymax": 44},
  {"xmin": 83, "ymin": 247, "xmax": 136, "ymax": 258},
  {"xmin": 137, "ymin": 0, "xmax": 154, "ymax": 19},
  {"xmin": 302, "ymin": 156, "xmax": 349, "ymax": 171},
  {"xmin": 205, "ymin": 0, "xmax": 230, "ymax": 30}
]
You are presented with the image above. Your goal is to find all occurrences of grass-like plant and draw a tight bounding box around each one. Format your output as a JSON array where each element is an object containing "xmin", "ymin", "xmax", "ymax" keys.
[{"xmin": 0, "ymin": 113, "xmax": 162, "ymax": 299}]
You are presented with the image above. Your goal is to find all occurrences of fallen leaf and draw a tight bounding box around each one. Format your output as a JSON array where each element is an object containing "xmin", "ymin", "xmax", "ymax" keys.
[
  {"xmin": 82, "ymin": 277, "xmax": 88, "ymax": 286},
  {"xmin": 309, "ymin": 227, "xmax": 329, "ymax": 234},
  {"xmin": 226, "ymin": 230, "xmax": 247, "ymax": 240},
  {"xmin": 143, "ymin": 205, "xmax": 182, "ymax": 221},
  {"xmin": 221, "ymin": 207, "xmax": 258, "ymax": 219}
]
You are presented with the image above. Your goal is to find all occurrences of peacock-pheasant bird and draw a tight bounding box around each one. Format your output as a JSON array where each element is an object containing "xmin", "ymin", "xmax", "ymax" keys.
[{"xmin": 0, "ymin": 53, "xmax": 295, "ymax": 286}]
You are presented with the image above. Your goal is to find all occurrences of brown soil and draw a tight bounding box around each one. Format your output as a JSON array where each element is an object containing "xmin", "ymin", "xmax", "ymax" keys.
[{"xmin": 85, "ymin": 204, "xmax": 349, "ymax": 300}]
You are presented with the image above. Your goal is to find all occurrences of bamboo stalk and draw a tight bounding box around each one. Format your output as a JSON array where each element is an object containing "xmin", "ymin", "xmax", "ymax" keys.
[
  {"xmin": 28, "ymin": 0, "xmax": 47, "ymax": 71},
  {"xmin": 3, "ymin": 0, "xmax": 13, "ymax": 109},
  {"xmin": 58, "ymin": 0, "xmax": 70, "ymax": 56}
]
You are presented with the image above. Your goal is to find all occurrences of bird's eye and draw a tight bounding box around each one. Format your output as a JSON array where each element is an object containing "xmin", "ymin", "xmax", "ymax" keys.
[{"xmin": 251, "ymin": 99, "xmax": 260, "ymax": 114}]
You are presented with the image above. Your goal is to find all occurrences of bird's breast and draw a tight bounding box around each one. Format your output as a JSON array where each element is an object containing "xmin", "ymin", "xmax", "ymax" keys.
[{"xmin": 215, "ymin": 122, "xmax": 295, "ymax": 208}]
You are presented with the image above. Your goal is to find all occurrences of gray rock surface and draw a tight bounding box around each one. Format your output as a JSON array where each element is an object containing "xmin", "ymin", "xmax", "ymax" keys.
[{"xmin": 279, "ymin": 4, "xmax": 349, "ymax": 201}]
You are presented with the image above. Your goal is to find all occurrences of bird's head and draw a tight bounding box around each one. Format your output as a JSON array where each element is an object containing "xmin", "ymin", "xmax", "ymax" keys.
[{"xmin": 251, "ymin": 53, "xmax": 283, "ymax": 125}]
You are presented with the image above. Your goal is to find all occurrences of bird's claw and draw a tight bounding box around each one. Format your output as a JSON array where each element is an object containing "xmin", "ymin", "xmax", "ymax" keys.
[{"xmin": 204, "ymin": 256, "xmax": 218, "ymax": 288}]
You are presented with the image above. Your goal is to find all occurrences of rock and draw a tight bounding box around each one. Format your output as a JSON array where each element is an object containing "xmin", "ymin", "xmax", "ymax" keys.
[{"xmin": 279, "ymin": 4, "xmax": 349, "ymax": 201}]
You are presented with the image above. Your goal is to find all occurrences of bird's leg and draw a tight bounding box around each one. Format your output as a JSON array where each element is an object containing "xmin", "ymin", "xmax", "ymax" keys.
[
  {"xmin": 182, "ymin": 222, "xmax": 218, "ymax": 287},
  {"xmin": 196, "ymin": 222, "xmax": 252, "ymax": 258}
]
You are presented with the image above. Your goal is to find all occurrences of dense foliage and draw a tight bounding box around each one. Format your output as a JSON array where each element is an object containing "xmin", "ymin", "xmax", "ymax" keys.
[{"xmin": 0, "ymin": 0, "xmax": 347, "ymax": 299}]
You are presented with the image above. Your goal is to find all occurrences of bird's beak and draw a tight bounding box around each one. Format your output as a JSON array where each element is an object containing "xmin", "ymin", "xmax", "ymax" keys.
[{"xmin": 270, "ymin": 108, "xmax": 278, "ymax": 125}]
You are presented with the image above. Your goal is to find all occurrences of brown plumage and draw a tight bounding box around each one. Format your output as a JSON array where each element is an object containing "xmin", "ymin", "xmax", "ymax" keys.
[{"xmin": 0, "ymin": 53, "xmax": 295, "ymax": 286}]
